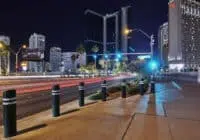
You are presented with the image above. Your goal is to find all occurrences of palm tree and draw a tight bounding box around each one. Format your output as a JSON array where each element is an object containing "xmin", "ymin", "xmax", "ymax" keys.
[
  {"xmin": 0, "ymin": 41, "xmax": 10, "ymax": 75},
  {"xmin": 71, "ymin": 53, "xmax": 79, "ymax": 72},
  {"xmin": 76, "ymin": 43, "xmax": 86, "ymax": 55},
  {"xmin": 91, "ymin": 45, "xmax": 99, "ymax": 53},
  {"xmin": 76, "ymin": 43, "xmax": 86, "ymax": 67},
  {"xmin": 91, "ymin": 45, "xmax": 99, "ymax": 70}
]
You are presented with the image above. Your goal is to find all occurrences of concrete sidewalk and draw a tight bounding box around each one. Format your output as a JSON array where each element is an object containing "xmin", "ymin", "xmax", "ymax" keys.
[{"xmin": 1, "ymin": 82, "xmax": 200, "ymax": 140}]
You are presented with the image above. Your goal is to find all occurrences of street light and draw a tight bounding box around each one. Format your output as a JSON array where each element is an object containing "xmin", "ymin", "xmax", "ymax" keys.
[
  {"xmin": 16, "ymin": 45, "xmax": 27, "ymax": 74},
  {"xmin": 93, "ymin": 54, "xmax": 97, "ymax": 70},
  {"xmin": 0, "ymin": 43, "xmax": 4, "ymax": 49},
  {"xmin": 85, "ymin": 9, "xmax": 119, "ymax": 54},
  {"xmin": 123, "ymin": 28, "xmax": 133, "ymax": 36}
]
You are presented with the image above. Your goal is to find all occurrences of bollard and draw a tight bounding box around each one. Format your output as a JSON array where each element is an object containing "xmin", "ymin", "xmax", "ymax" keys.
[
  {"xmin": 3, "ymin": 90, "xmax": 17, "ymax": 138},
  {"xmin": 121, "ymin": 80, "xmax": 127, "ymax": 98},
  {"xmin": 139, "ymin": 80, "xmax": 144, "ymax": 96},
  {"xmin": 151, "ymin": 81, "xmax": 155, "ymax": 93},
  {"xmin": 79, "ymin": 82, "xmax": 85, "ymax": 107},
  {"xmin": 101, "ymin": 80, "xmax": 107, "ymax": 101},
  {"xmin": 52, "ymin": 85, "xmax": 60, "ymax": 117}
]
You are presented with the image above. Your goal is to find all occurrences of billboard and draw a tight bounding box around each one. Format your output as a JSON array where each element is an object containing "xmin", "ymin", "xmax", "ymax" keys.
[{"xmin": 22, "ymin": 48, "xmax": 44, "ymax": 61}]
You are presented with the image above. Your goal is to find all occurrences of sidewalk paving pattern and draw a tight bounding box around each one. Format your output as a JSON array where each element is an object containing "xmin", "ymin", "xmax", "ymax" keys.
[{"xmin": 1, "ymin": 81, "xmax": 200, "ymax": 140}]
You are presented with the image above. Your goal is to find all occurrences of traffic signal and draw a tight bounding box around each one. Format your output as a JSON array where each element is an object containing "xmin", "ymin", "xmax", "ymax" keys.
[
  {"xmin": 149, "ymin": 60, "xmax": 158, "ymax": 70},
  {"xmin": 116, "ymin": 53, "xmax": 122, "ymax": 59},
  {"xmin": 93, "ymin": 54, "xmax": 97, "ymax": 59},
  {"xmin": 104, "ymin": 54, "xmax": 109, "ymax": 59},
  {"xmin": 150, "ymin": 34, "xmax": 155, "ymax": 46}
]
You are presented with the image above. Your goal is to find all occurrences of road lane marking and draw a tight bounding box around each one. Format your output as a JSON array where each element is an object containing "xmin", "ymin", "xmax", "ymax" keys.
[{"xmin": 172, "ymin": 81, "xmax": 182, "ymax": 90}]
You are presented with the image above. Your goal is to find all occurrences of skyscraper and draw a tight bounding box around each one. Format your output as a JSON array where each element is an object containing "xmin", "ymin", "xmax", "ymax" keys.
[
  {"xmin": 169, "ymin": 0, "xmax": 200, "ymax": 70},
  {"xmin": 158, "ymin": 22, "xmax": 168, "ymax": 68},
  {"xmin": 50, "ymin": 47, "xmax": 62, "ymax": 72},
  {"xmin": 28, "ymin": 33, "xmax": 45, "ymax": 73}
]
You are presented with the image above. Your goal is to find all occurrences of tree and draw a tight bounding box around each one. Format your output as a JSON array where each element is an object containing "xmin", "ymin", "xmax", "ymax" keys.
[
  {"xmin": 91, "ymin": 45, "xmax": 99, "ymax": 53},
  {"xmin": 0, "ymin": 41, "xmax": 9, "ymax": 56},
  {"xmin": 0, "ymin": 41, "xmax": 10, "ymax": 75},
  {"xmin": 71, "ymin": 53, "xmax": 79, "ymax": 72},
  {"xmin": 76, "ymin": 43, "xmax": 86, "ymax": 55},
  {"xmin": 76, "ymin": 43, "xmax": 86, "ymax": 67}
]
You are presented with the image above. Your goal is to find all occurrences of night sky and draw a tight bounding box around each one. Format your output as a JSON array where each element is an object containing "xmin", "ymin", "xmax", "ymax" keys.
[{"xmin": 0, "ymin": 0, "xmax": 169, "ymax": 55}]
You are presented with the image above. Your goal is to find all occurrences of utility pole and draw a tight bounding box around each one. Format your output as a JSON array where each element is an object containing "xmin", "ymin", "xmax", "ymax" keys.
[
  {"xmin": 150, "ymin": 34, "xmax": 155, "ymax": 60},
  {"xmin": 115, "ymin": 13, "xmax": 119, "ymax": 52},
  {"xmin": 0, "ymin": 56, "xmax": 1, "ymax": 75},
  {"xmin": 103, "ymin": 16, "xmax": 107, "ymax": 54},
  {"xmin": 121, "ymin": 6, "xmax": 131, "ymax": 54},
  {"xmin": 7, "ymin": 52, "xmax": 10, "ymax": 75}
]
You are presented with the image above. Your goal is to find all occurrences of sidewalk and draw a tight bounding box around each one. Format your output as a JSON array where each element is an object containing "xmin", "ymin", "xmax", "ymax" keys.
[{"xmin": 1, "ymin": 82, "xmax": 200, "ymax": 140}]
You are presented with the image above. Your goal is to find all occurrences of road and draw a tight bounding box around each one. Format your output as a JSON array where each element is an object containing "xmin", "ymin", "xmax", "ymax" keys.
[
  {"xmin": 0, "ymin": 76, "xmax": 127, "ymax": 96},
  {"xmin": 0, "ymin": 77, "xmax": 128, "ymax": 125}
]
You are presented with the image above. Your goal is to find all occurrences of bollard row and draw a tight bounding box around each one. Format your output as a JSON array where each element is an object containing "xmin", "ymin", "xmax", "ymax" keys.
[
  {"xmin": 3, "ymin": 90, "xmax": 17, "ymax": 138},
  {"xmin": 79, "ymin": 82, "xmax": 85, "ymax": 107},
  {"xmin": 52, "ymin": 85, "xmax": 61, "ymax": 117},
  {"xmin": 2, "ymin": 79, "xmax": 132, "ymax": 138},
  {"xmin": 121, "ymin": 80, "xmax": 127, "ymax": 98}
]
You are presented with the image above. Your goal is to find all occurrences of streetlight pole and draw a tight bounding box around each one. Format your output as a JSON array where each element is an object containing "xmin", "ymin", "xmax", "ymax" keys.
[
  {"xmin": 121, "ymin": 6, "xmax": 131, "ymax": 54},
  {"xmin": 15, "ymin": 45, "xmax": 27, "ymax": 74},
  {"xmin": 85, "ymin": 9, "xmax": 119, "ymax": 76},
  {"xmin": 103, "ymin": 16, "xmax": 107, "ymax": 54},
  {"xmin": 0, "ymin": 56, "xmax": 1, "ymax": 75},
  {"xmin": 115, "ymin": 13, "xmax": 119, "ymax": 52}
]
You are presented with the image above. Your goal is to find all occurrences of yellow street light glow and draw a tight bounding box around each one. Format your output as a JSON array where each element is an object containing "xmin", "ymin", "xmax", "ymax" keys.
[
  {"xmin": 124, "ymin": 28, "xmax": 132, "ymax": 35},
  {"xmin": 21, "ymin": 61, "xmax": 27, "ymax": 66},
  {"xmin": 22, "ymin": 45, "xmax": 27, "ymax": 49},
  {"xmin": 0, "ymin": 43, "xmax": 3, "ymax": 49}
]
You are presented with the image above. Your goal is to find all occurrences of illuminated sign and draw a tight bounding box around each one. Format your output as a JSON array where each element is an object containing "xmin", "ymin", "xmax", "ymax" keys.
[
  {"xmin": 22, "ymin": 48, "xmax": 44, "ymax": 61},
  {"xmin": 137, "ymin": 55, "xmax": 151, "ymax": 60}
]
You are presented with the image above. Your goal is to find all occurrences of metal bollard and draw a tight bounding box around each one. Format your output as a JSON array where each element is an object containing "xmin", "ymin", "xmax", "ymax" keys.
[
  {"xmin": 139, "ymin": 80, "xmax": 144, "ymax": 96},
  {"xmin": 101, "ymin": 80, "xmax": 107, "ymax": 101},
  {"xmin": 151, "ymin": 81, "xmax": 155, "ymax": 93},
  {"xmin": 79, "ymin": 82, "xmax": 85, "ymax": 107},
  {"xmin": 52, "ymin": 85, "xmax": 60, "ymax": 117},
  {"xmin": 3, "ymin": 90, "xmax": 17, "ymax": 138},
  {"xmin": 121, "ymin": 80, "xmax": 127, "ymax": 98}
]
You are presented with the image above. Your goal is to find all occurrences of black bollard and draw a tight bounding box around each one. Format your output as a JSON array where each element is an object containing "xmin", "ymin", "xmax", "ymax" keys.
[
  {"xmin": 121, "ymin": 80, "xmax": 127, "ymax": 98},
  {"xmin": 139, "ymin": 80, "xmax": 144, "ymax": 96},
  {"xmin": 101, "ymin": 80, "xmax": 107, "ymax": 101},
  {"xmin": 79, "ymin": 82, "xmax": 85, "ymax": 107},
  {"xmin": 151, "ymin": 81, "xmax": 155, "ymax": 93},
  {"xmin": 52, "ymin": 85, "xmax": 60, "ymax": 117},
  {"xmin": 3, "ymin": 90, "xmax": 17, "ymax": 138}
]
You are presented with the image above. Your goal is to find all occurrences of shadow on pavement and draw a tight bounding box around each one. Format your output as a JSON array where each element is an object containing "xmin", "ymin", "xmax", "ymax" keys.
[
  {"xmin": 61, "ymin": 108, "xmax": 80, "ymax": 116},
  {"xmin": 17, "ymin": 123, "xmax": 47, "ymax": 135}
]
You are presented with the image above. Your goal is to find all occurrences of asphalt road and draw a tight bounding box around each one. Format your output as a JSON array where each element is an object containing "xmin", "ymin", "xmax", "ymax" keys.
[{"xmin": 0, "ymin": 78, "xmax": 124, "ymax": 125}]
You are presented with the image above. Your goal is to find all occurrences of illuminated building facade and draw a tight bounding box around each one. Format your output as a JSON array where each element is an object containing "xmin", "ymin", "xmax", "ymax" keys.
[
  {"xmin": 50, "ymin": 47, "xmax": 62, "ymax": 72},
  {"xmin": 169, "ymin": 0, "xmax": 200, "ymax": 70},
  {"xmin": 158, "ymin": 22, "xmax": 169, "ymax": 68}
]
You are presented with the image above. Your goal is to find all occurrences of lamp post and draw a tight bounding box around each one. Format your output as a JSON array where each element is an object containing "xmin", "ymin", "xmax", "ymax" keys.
[
  {"xmin": 84, "ymin": 9, "xmax": 119, "ymax": 54},
  {"xmin": 16, "ymin": 45, "xmax": 27, "ymax": 74},
  {"xmin": 93, "ymin": 54, "xmax": 97, "ymax": 70},
  {"xmin": 0, "ymin": 42, "xmax": 3, "ymax": 75}
]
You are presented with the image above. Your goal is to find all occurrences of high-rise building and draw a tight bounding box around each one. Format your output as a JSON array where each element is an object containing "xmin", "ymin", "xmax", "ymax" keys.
[
  {"xmin": 0, "ymin": 35, "xmax": 10, "ymax": 75},
  {"xmin": 169, "ymin": 0, "xmax": 200, "ymax": 70},
  {"xmin": 50, "ymin": 47, "xmax": 62, "ymax": 72},
  {"xmin": 28, "ymin": 33, "xmax": 45, "ymax": 73},
  {"xmin": 62, "ymin": 52, "xmax": 86, "ymax": 72},
  {"xmin": 158, "ymin": 22, "xmax": 169, "ymax": 68}
]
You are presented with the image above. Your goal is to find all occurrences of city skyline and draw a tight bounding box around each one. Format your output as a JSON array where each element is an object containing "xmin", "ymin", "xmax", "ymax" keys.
[{"xmin": 0, "ymin": 0, "xmax": 169, "ymax": 53}]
